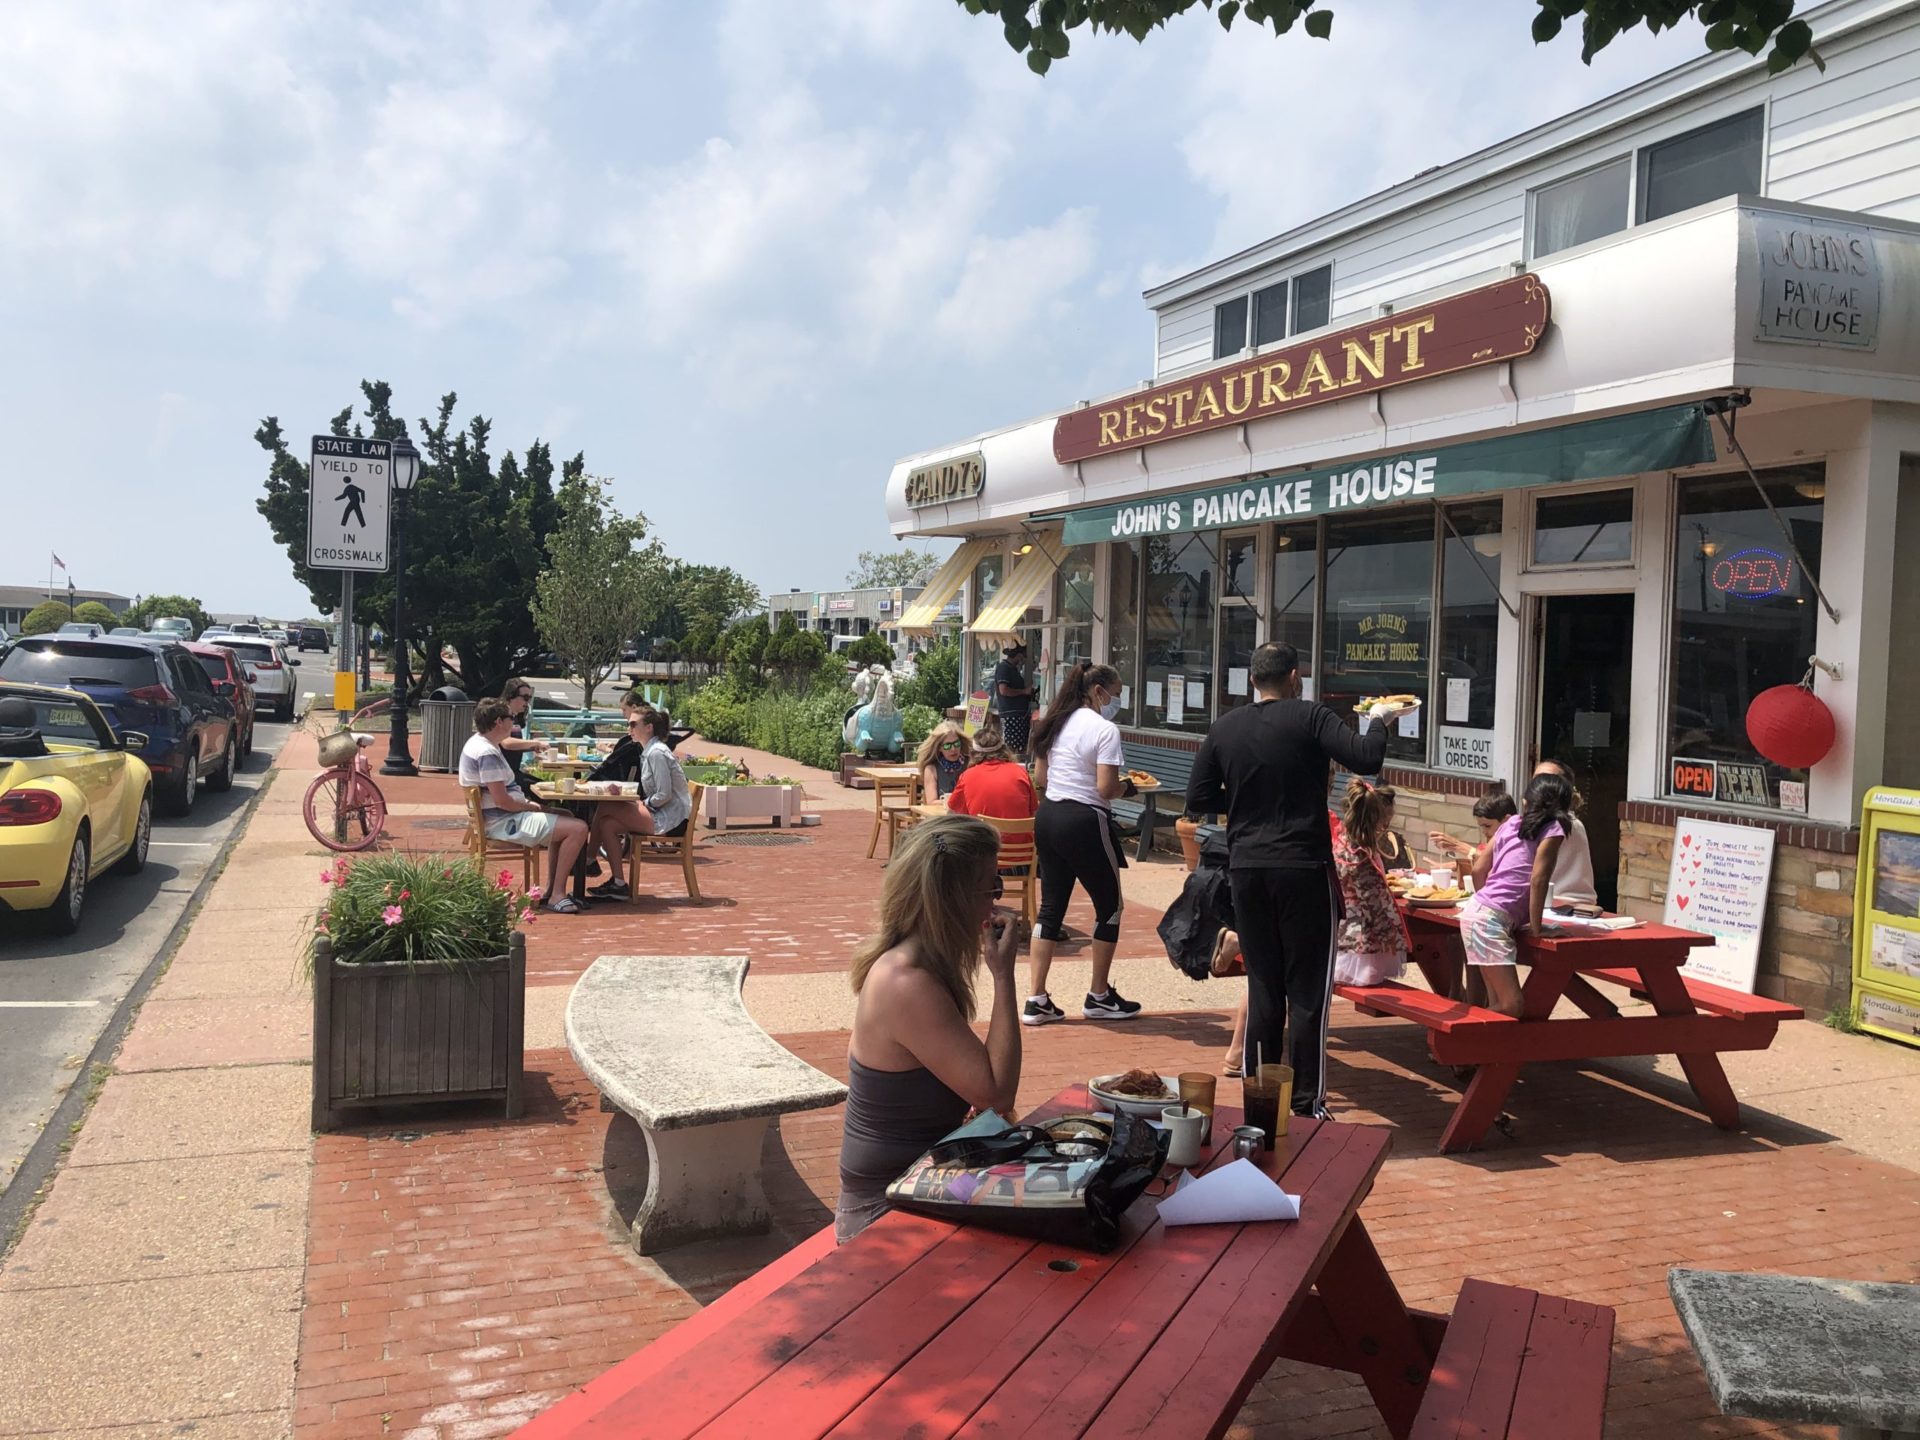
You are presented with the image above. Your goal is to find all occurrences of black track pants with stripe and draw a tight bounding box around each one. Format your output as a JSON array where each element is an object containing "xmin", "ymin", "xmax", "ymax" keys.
[{"xmin": 1228, "ymin": 864, "xmax": 1337, "ymax": 1116}]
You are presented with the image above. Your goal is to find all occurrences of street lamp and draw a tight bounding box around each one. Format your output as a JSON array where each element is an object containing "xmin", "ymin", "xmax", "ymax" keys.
[{"xmin": 380, "ymin": 435, "xmax": 423, "ymax": 777}]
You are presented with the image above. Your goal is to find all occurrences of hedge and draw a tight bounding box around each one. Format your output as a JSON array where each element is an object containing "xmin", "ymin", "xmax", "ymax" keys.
[{"xmin": 675, "ymin": 675, "xmax": 937, "ymax": 772}]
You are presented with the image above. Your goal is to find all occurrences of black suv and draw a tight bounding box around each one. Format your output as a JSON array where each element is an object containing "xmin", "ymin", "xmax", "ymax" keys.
[
  {"xmin": 0, "ymin": 636, "xmax": 239, "ymax": 815},
  {"xmin": 295, "ymin": 625, "xmax": 329, "ymax": 652}
]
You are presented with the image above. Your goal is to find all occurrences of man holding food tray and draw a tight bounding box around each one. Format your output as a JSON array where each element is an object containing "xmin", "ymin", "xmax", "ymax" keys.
[{"xmin": 1187, "ymin": 642, "xmax": 1414, "ymax": 1120}]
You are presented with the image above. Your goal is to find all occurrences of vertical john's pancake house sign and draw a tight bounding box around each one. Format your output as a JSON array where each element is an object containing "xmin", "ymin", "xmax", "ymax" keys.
[{"xmin": 1053, "ymin": 275, "xmax": 1549, "ymax": 465}]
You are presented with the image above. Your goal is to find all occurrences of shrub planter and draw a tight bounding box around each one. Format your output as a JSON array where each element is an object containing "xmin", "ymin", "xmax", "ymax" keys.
[
  {"xmin": 705, "ymin": 783, "xmax": 804, "ymax": 829},
  {"xmin": 310, "ymin": 930, "xmax": 525, "ymax": 1130}
]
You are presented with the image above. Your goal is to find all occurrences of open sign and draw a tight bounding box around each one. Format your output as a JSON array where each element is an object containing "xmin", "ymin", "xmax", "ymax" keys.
[{"xmin": 1711, "ymin": 546, "xmax": 1795, "ymax": 600}]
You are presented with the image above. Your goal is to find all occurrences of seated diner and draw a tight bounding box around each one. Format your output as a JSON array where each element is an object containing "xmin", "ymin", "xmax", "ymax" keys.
[
  {"xmin": 458, "ymin": 698, "xmax": 590, "ymax": 913},
  {"xmin": 916, "ymin": 721, "xmax": 971, "ymax": 801},
  {"xmin": 586, "ymin": 703, "xmax": 691, "ymax": 900}
]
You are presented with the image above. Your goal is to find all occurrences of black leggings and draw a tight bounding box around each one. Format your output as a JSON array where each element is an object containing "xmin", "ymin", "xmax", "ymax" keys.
[{"xmin": 1034, "ymin": 799, "xmax": 1124, "ymax": 944}]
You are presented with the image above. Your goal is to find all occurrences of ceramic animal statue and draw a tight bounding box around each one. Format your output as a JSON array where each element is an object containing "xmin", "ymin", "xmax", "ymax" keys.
[
  {"xmin": 844, "ymin": 665, "xmax": 904, "ymax": 757},
  {"xmin": 851, "ymin": 667, "xmax": 877, "ymax": 708}
]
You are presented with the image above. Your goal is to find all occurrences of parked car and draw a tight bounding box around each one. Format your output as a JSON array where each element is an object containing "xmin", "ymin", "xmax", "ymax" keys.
[
  {"xmin": 185, "ymin": 642, "xmax": 256, "ymax": 760},
  {"xmin": 264, "ymin": 628, "xmax": 290, "ymax": 645},
  {"xmin": 0, "ymin": 636, "xmax": 236, "ymax": 815},
  {"xmin": 229, "ymin": 623, "xmax": 263, "ymax": 637},
  {"xmin": 0, "ymin": 682, "xmax": 152, "ymax": 934},
  {"xmin": 295, "ymin": 625, "xmax": 329, "ymax": 652},
  {"xmin": 56, "ymin": 622, "xmax": 105, "ymax": 639},
  {"xmin": 109, "ymin": 626, "xmax": 144, "ymax": 637},
  {"xmin": 149, "ymin": 617, "xmax": 195, "ymax": 640},
  {"xmin": 218, "ymin": 636, "xmax": 300, "ymax": 721}
]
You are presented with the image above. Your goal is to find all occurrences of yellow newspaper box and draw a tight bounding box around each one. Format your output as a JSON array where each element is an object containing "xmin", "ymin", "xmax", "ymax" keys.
[{"xmin": 1853, "ymin": 786, "xmax": 1920, "ymax": 1046}]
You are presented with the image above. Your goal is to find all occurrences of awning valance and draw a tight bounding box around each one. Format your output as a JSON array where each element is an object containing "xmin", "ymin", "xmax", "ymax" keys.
[
  {"xmin": 898, "ymin": 538, "xmax": 995, "ymax": 633},
  {"xmin": 1044, "ymin": 403, "xmax": 1716, "ymax": 546},
  {"xmin": 969, "ymin": 530, "xmax": 1068, "ymax": 639}
]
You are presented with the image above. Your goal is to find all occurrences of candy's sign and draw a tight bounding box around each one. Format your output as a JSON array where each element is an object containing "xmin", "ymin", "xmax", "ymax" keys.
[{"xmin": 1053, "ymin": 275, "xmax": 1548, "ymax": 464}]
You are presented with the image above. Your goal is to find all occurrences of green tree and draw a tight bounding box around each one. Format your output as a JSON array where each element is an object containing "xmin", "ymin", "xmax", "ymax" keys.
[
  {"xmin": 846, "ymin": 547, "xmax": 940, "ymax": 589},
  {"xmin": 72, "ymin": 601, "xmax": 119, "ymax": 627},
  {"xmin": 958, "ymin": 1, "xmax": 1820, "ymax": 75},
  {"xmin": 19, "ymin": 600, "xmax": 71, "ymax": 635},
  {"xmin": 255, "ymin": 381, "xmax": 564, "ymax": 698},
  {"xmin": 724, "ymin": 615, "xmax": 771, "ymax": 685},
  {"xmin": 901, "ymin": 638, "xmax": 963, "ymax": 711},
  {"xmin": 124, "ymin": 594, "xmax": 214, "ymax": 636},
  {"xmin": 842, "ymin": 630, "xmax": 896, "ymax": 669},
  {"xmin": 531, "ymin": 472, "xmax": 661, "ymax": 709},
  {"xmin": 766, "ymin": 614, "xmax": 832, "ymax": 691}
]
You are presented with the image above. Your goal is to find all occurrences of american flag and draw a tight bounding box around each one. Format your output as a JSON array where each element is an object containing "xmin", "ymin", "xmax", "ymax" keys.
[{"xmin": 51, "ymin": 553, "xmax": 65, "ymax": 569}]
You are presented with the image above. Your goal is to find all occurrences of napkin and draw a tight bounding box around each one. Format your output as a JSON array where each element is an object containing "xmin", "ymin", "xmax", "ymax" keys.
[{"xmin": 1157, "ymin": 1159, "xmax": 1301, "ymax": 1227}]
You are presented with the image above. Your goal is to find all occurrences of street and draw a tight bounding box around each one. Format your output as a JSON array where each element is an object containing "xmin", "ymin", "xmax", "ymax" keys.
[{"xmin": 0, "ymin": 699, "xmax": 306, "ymax": 1200}]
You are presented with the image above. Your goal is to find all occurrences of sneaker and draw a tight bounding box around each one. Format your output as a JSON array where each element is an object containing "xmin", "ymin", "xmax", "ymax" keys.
[
  {"xmin": 1297, "ymin": 1104, "xmax": 1334, "ymax": 1122},
  {"xmin": 1082, "ymin": 987, "xmax": 1143, "ymax": 1021},
  {"xmin": 1021, "ymin": 995, "xmax": 1066, "ymax": 1027},
  {"xmin": 589, "ymin": 878, "xmax": 631, "ymax": 898}
]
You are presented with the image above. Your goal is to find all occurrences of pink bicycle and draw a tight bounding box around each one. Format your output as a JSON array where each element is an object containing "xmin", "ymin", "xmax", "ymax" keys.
[{"xmin": 304, "ymin": 701, "xmax": 389, "ymax": 852}]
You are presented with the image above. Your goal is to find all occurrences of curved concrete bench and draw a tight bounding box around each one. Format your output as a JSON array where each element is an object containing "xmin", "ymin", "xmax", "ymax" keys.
[{"xmin": 566, "ymin": 955, "xmax": 847, "ymax": 1254}]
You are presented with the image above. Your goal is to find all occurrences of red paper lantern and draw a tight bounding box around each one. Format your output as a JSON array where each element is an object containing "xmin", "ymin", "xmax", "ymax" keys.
[{"xmin": 1745, "ymin": 682, "xmax": 1836, "ymax": 769}]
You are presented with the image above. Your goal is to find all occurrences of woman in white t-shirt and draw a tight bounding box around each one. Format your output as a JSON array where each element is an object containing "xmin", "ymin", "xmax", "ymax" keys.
[{"xmin": 1022, "ymin": 662, "xmax": 1144, "ymax": 1027}]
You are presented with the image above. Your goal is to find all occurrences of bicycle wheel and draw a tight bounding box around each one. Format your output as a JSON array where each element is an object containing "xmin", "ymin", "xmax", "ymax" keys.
[{"xmin": 305, "ymin": 767, "xmax": 388, "ymax": 852}]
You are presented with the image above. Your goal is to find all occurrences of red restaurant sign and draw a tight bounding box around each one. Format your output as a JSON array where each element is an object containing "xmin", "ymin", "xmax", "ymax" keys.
[{"xmin": 1053, "ymin": 275, "xmax": 1549, "ymax": 464}]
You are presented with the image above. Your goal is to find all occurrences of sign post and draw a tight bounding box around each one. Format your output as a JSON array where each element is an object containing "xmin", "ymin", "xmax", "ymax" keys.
[{"xmin": 308, "ymin": 436, "xmax": 393, "ymax": 715}]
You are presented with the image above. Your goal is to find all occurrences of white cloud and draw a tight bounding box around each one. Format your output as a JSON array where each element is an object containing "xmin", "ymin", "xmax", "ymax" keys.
[{"xmin": 933, "ymin": 207, "xmax": 1097, "ymax": 359}]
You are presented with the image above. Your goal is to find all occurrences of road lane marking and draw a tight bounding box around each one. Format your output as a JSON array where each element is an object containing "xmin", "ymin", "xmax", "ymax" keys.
[{"xmin": 0, "ymin": 1001, "xmax": 101, "ymax": 1009}]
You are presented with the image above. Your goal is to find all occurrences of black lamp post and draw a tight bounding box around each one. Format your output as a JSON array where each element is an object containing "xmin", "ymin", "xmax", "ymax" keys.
[
  {"xmin": 67, "ymin": 579, "xmax": 76, "ymax": 622},
  {"xmin": 380, "ymin": 435, "xmax": 422, "ymax": 777}
]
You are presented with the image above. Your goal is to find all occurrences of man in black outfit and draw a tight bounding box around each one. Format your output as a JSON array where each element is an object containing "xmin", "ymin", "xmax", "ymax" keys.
[{"xmin": 1186, "ymin": 642, "xmax": 1408, "ymax": 1120}]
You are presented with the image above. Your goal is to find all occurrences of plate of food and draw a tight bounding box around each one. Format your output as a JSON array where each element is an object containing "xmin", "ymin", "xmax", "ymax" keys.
[
  {"xmin": 1402, "ymin": 885, "xmax": 1466, "ymax": 907},
  {"xmin": 1088, "ymin": 1068, "xmax": 1179, "ymax": 1118},
  {"xmin": 1353, "ymin": 693, "xmax": 1420, "ymax": 716},
  {"xmin": 1124, "ymin": 769, "xmax": 1160, "ymax": 790}
]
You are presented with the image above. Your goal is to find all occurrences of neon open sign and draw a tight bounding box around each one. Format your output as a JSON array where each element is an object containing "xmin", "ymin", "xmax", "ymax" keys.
[{"xmin": 1712, "ymin": 546, "xmax": 1796, "ymax": 600}]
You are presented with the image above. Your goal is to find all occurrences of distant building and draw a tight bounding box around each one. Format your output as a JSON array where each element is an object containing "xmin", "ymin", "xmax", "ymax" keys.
[
  {"xmin": 767, "ymin": 585, "xmax": 928, "ymax": 655},
  {"xmin": 0, "ymin": 584, "xmax": 132, "ymax": 632}
]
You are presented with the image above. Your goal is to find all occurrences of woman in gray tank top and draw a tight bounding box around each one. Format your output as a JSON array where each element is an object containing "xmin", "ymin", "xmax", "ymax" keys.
[{"xmin": 837, "ymin": 815, "xmax": 1024, "ymax": 1243}]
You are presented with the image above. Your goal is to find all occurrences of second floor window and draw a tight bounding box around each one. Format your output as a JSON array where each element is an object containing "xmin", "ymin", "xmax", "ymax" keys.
[{"xmin": 1213, "ymin": 263, "xmax": 1334, "ymax": 358}]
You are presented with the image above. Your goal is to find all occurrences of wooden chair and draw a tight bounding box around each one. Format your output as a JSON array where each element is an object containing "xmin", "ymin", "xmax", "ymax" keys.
[
  {"xmin": 868, "ymin": 772, "xmax": 920, "ymax": 859},
  {"xmin": 464, "ymin": 786, "xmax": 539, "ymax": 891},
  {"xmin": 627, "ymin": 781, "xmax": 706, "ymax": 902},
  {"xmin": 980, "ymin": 812, "xmax": 1038, "ymax": 932}
]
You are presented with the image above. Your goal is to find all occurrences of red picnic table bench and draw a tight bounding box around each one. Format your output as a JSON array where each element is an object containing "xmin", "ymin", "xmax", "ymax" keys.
[
  {"xmin": 514, "ymin": 1085, "xmax": 1614, "ymax": 1440},
  {"xmin": 1335, "ymin": 905, "xmax": 1805, "ymax": 1153}
]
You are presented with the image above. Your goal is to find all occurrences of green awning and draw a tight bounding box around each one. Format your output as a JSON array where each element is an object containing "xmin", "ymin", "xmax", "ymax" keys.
[{"xmin": 1052, "ymin": 403, "xmax": 1716, "ymax": 546}]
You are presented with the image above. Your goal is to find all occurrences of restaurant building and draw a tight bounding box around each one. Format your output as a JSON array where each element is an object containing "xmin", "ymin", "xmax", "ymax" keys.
[{"xmin": 886, "ymin": 0, "xmax": 1920, "ymax": 1017}]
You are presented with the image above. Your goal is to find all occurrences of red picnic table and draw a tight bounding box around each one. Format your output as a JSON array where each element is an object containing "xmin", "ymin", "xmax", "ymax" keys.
[
  {"xmin": 1338, "ymin": 905, "xmax": 1805, "ymax": 1153},
  {"xmin": 515, "ymin": 1085, "xmax": 1615, "ymax": 1440}
]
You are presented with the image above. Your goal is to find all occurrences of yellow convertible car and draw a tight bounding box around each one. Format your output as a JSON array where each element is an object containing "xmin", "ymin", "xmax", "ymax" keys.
[{"xmin": 0, "ymin": 682, "xmax": 153, "ymax": 934}]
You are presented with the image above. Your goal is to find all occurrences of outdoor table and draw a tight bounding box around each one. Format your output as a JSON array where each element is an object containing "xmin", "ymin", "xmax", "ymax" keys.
[
  {"xmin": 852, "ymin": 764, "xmax": 917, "ymax": 782},
  {"xmin": 533, "ymin": 755, "xmax": 601, "ymax": 774},
  {"xmin": 530, "ymin": 782, "xmax": 641, "ymax": 904},
  {"xmin": 1669, "ymin": 1267, "xmax": 1920, "ymax": 1438},
  {"xmin": 912, "ymin": 802, "xmax": 949, "ymax": 819},
  {"xmin": 514, "ymin": 1085, "xmax": 1444, "ymax": 1440},
  {"xmin": 1344, "ymin": 904, "xmax": 1801, "ymax": 1151}
]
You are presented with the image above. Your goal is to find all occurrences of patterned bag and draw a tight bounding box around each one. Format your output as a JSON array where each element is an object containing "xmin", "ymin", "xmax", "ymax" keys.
[{"xmin": 885, "ymin": 1109, "xmax": 1169, "ymax": 1252}]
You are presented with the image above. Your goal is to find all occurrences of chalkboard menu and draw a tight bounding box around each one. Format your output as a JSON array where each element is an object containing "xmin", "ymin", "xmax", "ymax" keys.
[{"xmin": 1663, "ymin": 817, "xmax": 1776, "ymax": 993}]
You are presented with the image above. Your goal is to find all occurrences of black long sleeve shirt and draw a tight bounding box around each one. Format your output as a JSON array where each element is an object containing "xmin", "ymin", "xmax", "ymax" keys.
[{"xmin": 1186, "ymin": 699, "xmax": 1390, "ymax": 869}]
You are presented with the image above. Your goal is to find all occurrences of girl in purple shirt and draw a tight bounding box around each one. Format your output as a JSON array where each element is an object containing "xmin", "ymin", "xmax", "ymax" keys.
[{"xmin": 1458, "ymin": 772, "xmax": 1573, "ymax": 1017}]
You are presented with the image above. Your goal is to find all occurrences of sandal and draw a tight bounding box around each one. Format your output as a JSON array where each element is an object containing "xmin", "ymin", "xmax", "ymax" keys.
[
  {"xmin": 547, "ymin": 896, "xmax": 584, "ymax": 915},
  {"xmin": 1209, "ymin": 928, "xmax": 1245, "ymax": 978},
  {"xmin": 1222, "ymin": 1060, "xmax": 1243, "ymax": 1080}
]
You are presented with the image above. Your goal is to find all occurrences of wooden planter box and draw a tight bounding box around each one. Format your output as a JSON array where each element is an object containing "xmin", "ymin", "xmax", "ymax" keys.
[
  {"xmin": 840, "ymin": 753, "xmax": 873, "ymax": 789},
  {"xmin": 311, "ymin": 931, "xmax": 525, "ymax": 1130},
  {"xmin": 704, "ymin": 783, "xmax": 804, "ymax": 829}
]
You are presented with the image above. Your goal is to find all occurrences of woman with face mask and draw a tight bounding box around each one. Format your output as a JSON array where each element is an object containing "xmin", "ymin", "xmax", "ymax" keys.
[{"xmin": 1021, "ymin": 661, "xmax": 1144, "ymax": 1026}]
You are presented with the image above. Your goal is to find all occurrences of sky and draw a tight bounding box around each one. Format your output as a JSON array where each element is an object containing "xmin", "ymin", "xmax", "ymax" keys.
[{"xmin": 0, "ymin": 0, "xmax": 1696, "ymax": 619}]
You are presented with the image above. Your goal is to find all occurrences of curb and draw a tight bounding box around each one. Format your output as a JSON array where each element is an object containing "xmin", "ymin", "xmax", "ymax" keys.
[{"xmin": 0, "ymin": 766, "xmax": 280, "ymax": 1263}]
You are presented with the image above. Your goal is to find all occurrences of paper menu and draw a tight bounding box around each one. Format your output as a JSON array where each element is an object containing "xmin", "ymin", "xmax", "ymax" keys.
[
  {"xmin": 1446, "ymin": 677, "xmax": 1471, "ymax": 724},
  {"xmin": 1145, "ymin": 681, "xmax": 1163, "ymax": 707},
  {"xmin": 1228, "ymin": 667, "xmax": 1249, "ymax": 698},
  {"xmin": 1165, "ymin": 677, "xmax": 1184, "ymax": 726},
  {"xmin": 1398, "ymin": 704, "xmax": 1420, "ymax": 739},
  {"xmin": 1158, "ymin": 1159, "xmax": 1301, "ymax": 1227}
]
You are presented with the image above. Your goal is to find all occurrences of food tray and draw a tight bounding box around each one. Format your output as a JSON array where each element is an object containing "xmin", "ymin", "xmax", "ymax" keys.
[{"xmin": 1403, "ymin": 895, "xmax": 1464, "ymax": 909}]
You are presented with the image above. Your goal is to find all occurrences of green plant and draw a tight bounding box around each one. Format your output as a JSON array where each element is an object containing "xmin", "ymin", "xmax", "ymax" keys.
[
  {"xmin": 841, "ymin": 631, "xmax": 895, "ymax": 669},
  {"xmin": 901, "ymin": 703, "xmax": 939, "ymax": 750},
  {"xmin": 71, "ymin": 601, "xmax": 119, "ymax": 627},
  {"xmin": 123, "ymin": 593, "xmax": 215, "ymax": 636},
  {"xmin": 899, "ymin": 639, "xmax": 962, "ymax": 711},
  {"xmin": 18, "ymin": 600, "xmax": 72, "ymax": 635},
  {"xmin": 311, "ymin": 852, "xmax": 538, "ymax": 968},
  {"xmin": 1823, "ymin": 1004, "xmax": 1862, "ymax": 1034}
]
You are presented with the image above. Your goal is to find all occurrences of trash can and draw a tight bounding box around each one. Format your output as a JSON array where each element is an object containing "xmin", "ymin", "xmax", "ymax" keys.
[{"xmin": 418, "ymin": 685, "xmax": 473, "ymax": 772}]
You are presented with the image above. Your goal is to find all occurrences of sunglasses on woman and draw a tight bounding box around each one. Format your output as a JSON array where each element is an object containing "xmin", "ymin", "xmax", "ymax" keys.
[{"xmin": 940, "ymin": 740, "xmax": 962, "ymax": 751}]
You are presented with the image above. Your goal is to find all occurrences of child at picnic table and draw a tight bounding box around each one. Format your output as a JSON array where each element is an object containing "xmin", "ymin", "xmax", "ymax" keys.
[
  {"xmin": 1457, "ymin": 772, "xmax": 1572, "ymax": 1017},
  {"xmin": 1428, "ymin": 791, "xmax": 1519, "ymax": 869},
  {"xmin": 1331, "ymin": 782, "xmax": 1409, "ymax": 987}
]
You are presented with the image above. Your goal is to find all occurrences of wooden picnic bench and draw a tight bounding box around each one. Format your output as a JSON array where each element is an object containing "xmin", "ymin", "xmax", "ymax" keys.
[
  {"xmin": 565, "ymin": 955, "xmax": 847, "ymax": 1254},
  {"xmin": 514, "ymin": 1085, "xmax": 1614, "ymax": 1439},
  {"xmin": 1337, "ymin": 906, "xmax": 1803, "ymax": 1152}
]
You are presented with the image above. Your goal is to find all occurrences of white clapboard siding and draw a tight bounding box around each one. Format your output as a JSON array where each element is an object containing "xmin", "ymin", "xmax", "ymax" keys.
[{"xmin": 1154, "ymin": 0, "xmax": 1920, "ymax": 378}]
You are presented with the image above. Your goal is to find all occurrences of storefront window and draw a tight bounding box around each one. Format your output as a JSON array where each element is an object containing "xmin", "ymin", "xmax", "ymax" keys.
[
  {"xmin": 1438, "ymin": 503, "xmax": 1503, "ymax": 744},
  {"xmin": 1270, "ymin": 521, "xmax": 1317, "ymax": 679},
  {"xmin": 1533, "ymin": 488, "xmax": 1633, "ymax": 566},
  {"xmin": 1052, "ymin": 544, "xmax": 1096, "ymax": 703},
  {"xmin": 1669, "ymin": 465, "xmax": 1825, "ymax": 806},
  {"xmin": 1143, "ymin": 532, "xmax": 1217, "ymax": 733},
  {"xmin": 1109, "ymin": 541, "xmax": 1140, "ymax": 726},
  {"xmin": 969, "ymin": 552, "xmax": 1004, "ymax": 701},
  {"xmin": 1218, "ymin": 532, "xmax": 1258, "ymax": 716},
  {"xmin": 1323, "ymin": 511, "xmax": 1433, "ymax": 762}
]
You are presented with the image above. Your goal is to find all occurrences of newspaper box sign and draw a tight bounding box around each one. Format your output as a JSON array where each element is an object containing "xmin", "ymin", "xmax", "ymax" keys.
[
  {"xmin": 308, "ymin": 436, "xmax": 392, "ymax": 572},
  {"xmin": 1662, "ymin": 816, "xmax": 1775, "ymax": 993}
]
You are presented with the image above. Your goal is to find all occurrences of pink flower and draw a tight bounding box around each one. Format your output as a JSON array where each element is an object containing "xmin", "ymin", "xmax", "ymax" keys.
[
  {"xmin": 319, "ymin": 869, "xmax": 333, "ymax": 885},
  {"xmin": 496, "ymin": 869, "xmax": 514, "ymax": 889},
  {"xmin": 526, "ymin": 885, "xmax": 544, "ymax": 902},
  {"xmin": 399, "ymin": 890, "xmax": 411, "ymax": 901},
  {"xmin": 442, "ymin": 868, "xmax": 454, "ymax": 879},
  {"xmin": 382, "ymin": 905, "xmax": 404, "ymax": 927},
  {"xmin": 521, "ymin": 910, "xmax": 537, "ymax": 924}
]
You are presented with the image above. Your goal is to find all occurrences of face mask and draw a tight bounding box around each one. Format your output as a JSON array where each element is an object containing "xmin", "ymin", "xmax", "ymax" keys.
[{"xmin": 1099, "ymin": 698, "xmax": 1121, "ymax": 721}]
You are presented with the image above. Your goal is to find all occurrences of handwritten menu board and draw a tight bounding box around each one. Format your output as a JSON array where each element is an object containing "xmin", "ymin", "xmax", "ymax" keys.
[{"xmin": 1663, "ymin": 817, "xmax": 1776, "ymax": 993}]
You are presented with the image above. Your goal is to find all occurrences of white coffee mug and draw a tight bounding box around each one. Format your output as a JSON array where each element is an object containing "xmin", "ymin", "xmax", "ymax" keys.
[
  {"xmin": 559, "ymin": 773, "xmax": 575, "ymax": 795},
  {"xmin": 1160, "ymin": 1105, "xmax": 1206, "ymax": 1169}
]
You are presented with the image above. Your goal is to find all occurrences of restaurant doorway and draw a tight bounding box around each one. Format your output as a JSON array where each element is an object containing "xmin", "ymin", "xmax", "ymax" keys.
[{"xmin": 1532, "ymin": 593, "xmax": 1634, "ymax": 909}]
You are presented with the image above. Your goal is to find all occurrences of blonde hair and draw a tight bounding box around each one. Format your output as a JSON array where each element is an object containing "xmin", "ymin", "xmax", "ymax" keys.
[
  {"xmin": 915, "ymin": 721, "xmax": 972, "ymax": 771},
  {"xmin": 849, "ymin": 815, "xmax": 1000, "ymax": 1020},
  {"xmin": 1343, "ymin": 780, "xmax": 1395, "ymax": 854}
]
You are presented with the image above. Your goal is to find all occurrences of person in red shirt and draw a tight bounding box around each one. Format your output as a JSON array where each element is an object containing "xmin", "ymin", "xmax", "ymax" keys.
[{"xmin": 944, "ymin": 720, "xmax": 1036, "ymax": 821}]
